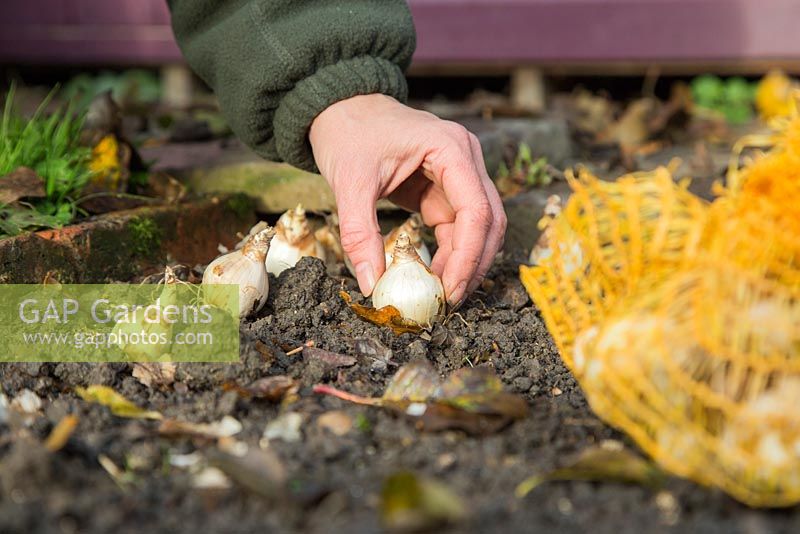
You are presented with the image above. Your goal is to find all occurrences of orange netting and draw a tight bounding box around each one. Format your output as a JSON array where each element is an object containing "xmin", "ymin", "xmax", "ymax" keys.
[{"xmin": 521, "ymin": 110, "xmax": 800, "ymax": 507}]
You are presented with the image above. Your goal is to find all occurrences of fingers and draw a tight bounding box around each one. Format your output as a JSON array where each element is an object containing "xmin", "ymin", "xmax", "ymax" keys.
[
  {"xmin": 430, "ymin": 223, "xmax": 454, "ymax": 277},
  {"xmin": 466, "ymin": 134, "xmax": 507, "ymax": 295},
  {"xmin": 422, "ymin": 123, "xmax": 495, "ymax": 306},
  {"xmin": 335, "ymin": 186, "xmax": 384, "ymax": 296}
]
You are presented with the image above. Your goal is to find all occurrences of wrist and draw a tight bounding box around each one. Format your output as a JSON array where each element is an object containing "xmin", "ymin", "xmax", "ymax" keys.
[{"xmin": 310, "ymin": 94, "xmax": 399, "ymax": 145}]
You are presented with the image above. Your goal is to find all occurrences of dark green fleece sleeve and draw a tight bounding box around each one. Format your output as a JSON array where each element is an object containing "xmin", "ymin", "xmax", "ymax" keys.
[{"xmin": 167, "ymin": 0, "xmax": 416, "ymax": 172}]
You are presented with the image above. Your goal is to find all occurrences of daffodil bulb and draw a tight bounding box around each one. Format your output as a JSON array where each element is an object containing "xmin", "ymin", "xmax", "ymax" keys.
[
  {"xmin": 384, "ymin": 214, "xmax": 432, "ymax": 266},
  {"xmin": 265, "ymin": 204, "xmax": 326, "ymax": 275},
  {"xmin": 235, "ymin": 220, "xmax": 270, "ymax": 250},
  {"xmin": 372, "ymin": 233, "xmax": 445, "ymax": 325},
  {"xmin": 203, "ymin": 226, "xmax": 275, "ymax": 318},
  {"xmin": 528, "ymin": 195, "xmax": 583, "ymax": 274},
  {"xmin": 114, "ymin": 266, "xmax": 178, "ymax": 360},
  {"xmin": 315, "ymin": 213, "xmax": 344, "ymax": 262}
]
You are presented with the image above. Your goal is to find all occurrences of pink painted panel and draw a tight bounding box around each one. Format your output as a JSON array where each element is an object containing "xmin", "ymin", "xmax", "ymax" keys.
[{"xmin": 0, "ymin": 0, "xmax": 798, "ymax": 65}]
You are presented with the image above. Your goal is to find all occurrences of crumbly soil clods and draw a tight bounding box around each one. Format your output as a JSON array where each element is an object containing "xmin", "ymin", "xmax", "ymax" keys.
[{"xmin": 0, "ymin": 257, "xmax": 797, "ymax": 533}]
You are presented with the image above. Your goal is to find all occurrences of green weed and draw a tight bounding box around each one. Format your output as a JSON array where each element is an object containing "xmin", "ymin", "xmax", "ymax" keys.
[{"xmin": 0, "ymin": 86, "xmax": 93, "ymax": 238}]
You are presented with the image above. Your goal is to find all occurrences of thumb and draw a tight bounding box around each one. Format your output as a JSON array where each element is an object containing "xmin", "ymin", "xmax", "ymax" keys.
[{"xmin": 337, "ymin": 195, "xmax": 385, "ymax": 296}]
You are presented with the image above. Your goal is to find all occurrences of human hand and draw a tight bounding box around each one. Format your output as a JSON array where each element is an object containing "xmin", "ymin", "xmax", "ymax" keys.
[{"xmin": 309, "ymin": 94, "xmax": 506, "ymax": 306}]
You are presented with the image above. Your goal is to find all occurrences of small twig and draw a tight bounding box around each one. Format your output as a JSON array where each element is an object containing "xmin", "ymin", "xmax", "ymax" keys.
[
  {"xmin": 286, "ymin": 340, "xmax": 314, "ymax": 356},
  {"xmin": 446, "ymin": 311, "xmax": 470, "ymax": 330},
  {"xmin": 312, "ymin": 384, "xmax": 382, "ymax": 406}
]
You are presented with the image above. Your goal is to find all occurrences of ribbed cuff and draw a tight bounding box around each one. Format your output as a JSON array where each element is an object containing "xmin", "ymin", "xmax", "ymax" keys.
[{"xmin": 273, "ymin": 56, "xmax": 408, "ymax": 172}]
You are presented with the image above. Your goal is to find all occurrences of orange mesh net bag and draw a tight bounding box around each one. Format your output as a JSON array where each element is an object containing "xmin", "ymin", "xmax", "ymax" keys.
[
  {"xmin": 521, "ymin": 112, "xmax": 800, "ymax": 507},
  {"xmin": 522, "ymin": 166, "xmax": 709, "ymax": 363}
]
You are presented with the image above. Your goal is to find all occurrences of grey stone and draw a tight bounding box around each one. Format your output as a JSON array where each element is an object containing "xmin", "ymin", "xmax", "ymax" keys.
[
  {"xmin": 459, "ymin": 116, "xmax": 574, "ymax": 175},
  {"xmin": 502, "ymin": 179, "xmax": 572, "ymax": 256},
  {"xmin": 141, "ymin": 140, "xmax": 395, "ymax": 213},
  {"xmin": 513, "ymin": 376, "xmax": 534, "ymax": 393}
]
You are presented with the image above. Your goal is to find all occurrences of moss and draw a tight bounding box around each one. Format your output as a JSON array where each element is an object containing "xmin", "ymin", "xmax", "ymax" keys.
[
  {"xmin": 226, "ymin": 193, "xmax": 255, "ymax": 220},
  {"xmin": 127, "ymin": 217, "xmax": 162, "ymax": 258}
]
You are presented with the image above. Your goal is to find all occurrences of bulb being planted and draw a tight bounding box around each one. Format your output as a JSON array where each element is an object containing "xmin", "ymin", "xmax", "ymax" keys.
[
  {"xmin": 114, "ymin": 266, "xmax": 179, "ymax": 360},
  {"xmin": 372, "ymin": 233, "xmax": 445, "ymax": 326},
  {"xmin": 203, "ymin": 226, "xmax": 275, "ymax": 318},
  {"xmin": 266, "ymin": 204, "xmax": 326, "ymax": 276},
  {"xmin": 384, "ymin": 214, "xmax": 431, "ymax": 266}
]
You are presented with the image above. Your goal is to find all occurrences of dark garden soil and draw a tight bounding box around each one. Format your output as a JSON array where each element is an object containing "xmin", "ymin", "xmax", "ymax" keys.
[{"xmin": 1, "ymin": 252, "xmax": 798, "ymax": 534}]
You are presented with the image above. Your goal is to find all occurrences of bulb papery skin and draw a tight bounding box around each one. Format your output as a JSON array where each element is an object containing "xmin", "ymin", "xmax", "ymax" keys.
[
  {"xmin": 372, "ymin": 233, "xmax": 445, "ymax": 325},
  {"xmin": 203, "ymin": 227, "xmax": 274, "ymax": 318},
  {"xmin": 384, "ymin": 214, "xmax": 432, "ymax": 266},
  {"xmin": 385, "ymin": 243, "xmax": 431, "ymax": 268},
  {"xmin": 266, "ymin": 233, "xmax": 326, "ymax": 275},
  {"xmin": 265, "ymin": 205, "xmax": 326, "ymax": 275}
]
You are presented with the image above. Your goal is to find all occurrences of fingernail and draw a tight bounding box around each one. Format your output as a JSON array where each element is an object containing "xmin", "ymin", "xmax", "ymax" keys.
[
  {"xmin": 355, "ymin": 262, "xmax": 376, "ymax": 296},
  {"xmin": 446, "ymin": 280, "xmax": 467, "ymax": 307}
]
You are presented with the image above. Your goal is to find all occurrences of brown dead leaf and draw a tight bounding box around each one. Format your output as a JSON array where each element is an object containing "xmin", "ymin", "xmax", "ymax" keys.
[
  {"xmin": 648, "ymin": 82, "xmax": 692, "ymax": 134},
  {"xmin": 303, "ymin": 346, "xmax": 356, "ymax": 368},
  {"xmin": 141, "ymin": 171, "xmax": 187, "ymax": 203},
  {"xmin": 601, "ymin": 97, "xmax": 658, "ymax": 152},
  {"xmin": 132, "ymin": 362, "xmax": 176, "ymax": 389},
  {"xmin": 223, "ymin": 376, "xmax": 297, "ymax": 402},
  {"xmin": 0, "ymin": 167, "xmax": 45, "ymax": 204},
  {"xmin": 313, "ymin": 361, "xmax": 528, "ymax": 435},
  {"xmin": 440, "ymin": 366, "xmax": 529, "ymax": 419},
  {"xmin": 354, "ymin": 337, "xmax": 395, "ymax": 366},
  {"xmin": 42, "ymin": 271, "xmax": 62, "ymax": 286},
  {"xmin": 569, "ymin": 89, "xmax": 617, "ymax": 136},
  {"xmin": 340, "ymin": 291, "xmax": 423, "ymax": 335}
]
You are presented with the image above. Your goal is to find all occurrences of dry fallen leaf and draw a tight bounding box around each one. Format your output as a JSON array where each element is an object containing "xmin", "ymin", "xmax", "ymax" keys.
[
  {"xmin": 314, "ymin": 361, "xmax": 528, "ymax": 434},
  {"xmin": 44, "ymin": 414, "xmax": 79, "ymax": 452},
  {"xmin": 142, "ymin": 171, "xmax": 187, "ymax": 203},
  {"xmin": 0, "ymin": 167, "xmax": 45, "ymax": 204},
  {"xmin": 75, "ymin": 385, "xmax": 163, "ymax": 420},
  {"xmin": 223, "ymin": 375, "xmax": 297, "ymax": 402},
  {"xmin": 601, "ymin": 97, "xmax": 658, "ymax": 153},
  {"xmin": 354, "ymin": 337, "xmax": 394, "ymax": 363},
  {"xmin": 381, "ymin": 471, "xmax": 466, "ymax": 531},
  {"xmin": 515, "ymin": 445, "xmax": 664, "ymax": 498},
  {"xmin": 132, "ymin": 362, "xmax": 176, "ymax": 388},
  {"xmin": 340, "ymin": 291, "xmax": 423, "ymax": 335},
  {"xmin": 303, "ymin": 346, "xmax": 357, "ymax": 368}
]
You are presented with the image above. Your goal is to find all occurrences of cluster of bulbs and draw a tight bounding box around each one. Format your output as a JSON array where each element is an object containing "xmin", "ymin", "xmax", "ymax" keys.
[{"xmin": 202, "ymin": 205, "xmax": 444, "ymax": 325}]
